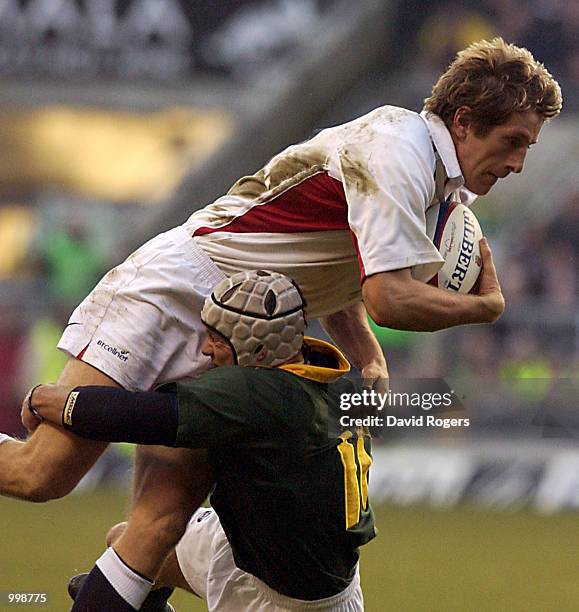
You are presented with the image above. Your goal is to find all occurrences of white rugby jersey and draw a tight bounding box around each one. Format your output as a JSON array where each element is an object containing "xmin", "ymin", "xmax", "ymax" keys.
[{"xmin": 185, "ymin": 106, "xmax": 476, "ymax": 319}]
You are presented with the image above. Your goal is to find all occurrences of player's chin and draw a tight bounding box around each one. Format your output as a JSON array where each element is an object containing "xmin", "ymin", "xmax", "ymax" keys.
[
  {"xmin": 470, "ymin": 182, "xmax": 492, "ymax": 196},
  {"xmin": 467, "ymin": 174, "xmax": 497, "ymax": 195}
]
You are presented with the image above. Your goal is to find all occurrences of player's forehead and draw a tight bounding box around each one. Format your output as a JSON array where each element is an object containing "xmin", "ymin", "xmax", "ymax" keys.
[{"xmin": 493, "ymin": 111, "xmax": 543, "ymax": 143}]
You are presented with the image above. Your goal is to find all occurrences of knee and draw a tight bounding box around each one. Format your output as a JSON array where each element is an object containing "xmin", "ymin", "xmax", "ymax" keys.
[{"xmin": 106, "ymin": 522, "xmax": 128, "ymax": 547}]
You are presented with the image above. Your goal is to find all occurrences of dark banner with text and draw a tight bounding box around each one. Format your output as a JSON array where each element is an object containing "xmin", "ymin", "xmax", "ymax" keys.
[{"xmin": 0, "ymin": 0, "xmax": 340, "ymax": 80}]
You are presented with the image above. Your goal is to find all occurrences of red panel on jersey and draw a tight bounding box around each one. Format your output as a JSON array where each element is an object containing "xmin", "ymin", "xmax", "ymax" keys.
[
  {"xmin": 76, "ymin": 343, "xmax": 89, "ymax": 360},
  {"xmin": 194, "ymin": 172, "xmax": 349, "ymax": 235}
]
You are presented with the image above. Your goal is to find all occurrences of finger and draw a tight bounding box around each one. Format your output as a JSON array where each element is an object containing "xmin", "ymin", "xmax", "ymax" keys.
[
  {"xmin": 23, "ymin": 385, "xmax": 35, "ymax": 407},
  {"xmin": 24, "ymin": 419, "xmax": 38, "ymax": 434},
  {"xmin": 21, "ymin": 409, "xmax": 40, "ymax": 433},
  {"xmin": 479, "ymin": 237, "xmax": 494, "ymax": 265},
  {"xmin": 360, "ymin": 373, "xmax": 389, "ymax": 393},
  {"xmin": 479, "ymin": 237, "xmax": 500, "ymax": 279},
  {"xmin": 370, "ymin": 377, "xmax": 389, "ymax": 394}
]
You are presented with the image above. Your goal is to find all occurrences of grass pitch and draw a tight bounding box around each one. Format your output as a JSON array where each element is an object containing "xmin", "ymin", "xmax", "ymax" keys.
[{"xmin": 1, "ymin": 490, "xmax": 579, "ymax": 611}]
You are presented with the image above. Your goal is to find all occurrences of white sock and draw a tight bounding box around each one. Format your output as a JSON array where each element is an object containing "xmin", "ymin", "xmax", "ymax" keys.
[
  {"xmin": 95, "ymin": 547, "xmax": 153, "ymax": 610},
  {"xmin": 0, "ymin": 433, "xmax": 13, "ymax": 445}
]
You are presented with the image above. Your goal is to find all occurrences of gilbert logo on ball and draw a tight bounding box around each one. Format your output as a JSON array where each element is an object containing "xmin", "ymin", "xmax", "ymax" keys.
[{"xmin": 425, "ymin": 201, "xmax": 483, "ymax": 294}]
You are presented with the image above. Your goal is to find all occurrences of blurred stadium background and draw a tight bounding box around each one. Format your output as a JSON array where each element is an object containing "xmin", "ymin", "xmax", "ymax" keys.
[{"xmin": 0, "ymin": 0, "xmax": 578, "ymax": 610}]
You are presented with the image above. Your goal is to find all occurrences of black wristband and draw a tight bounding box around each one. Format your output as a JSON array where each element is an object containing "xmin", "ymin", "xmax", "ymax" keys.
[{"xmin": 27, "ymin": 384, "xmax": 43, "ymax": 420}]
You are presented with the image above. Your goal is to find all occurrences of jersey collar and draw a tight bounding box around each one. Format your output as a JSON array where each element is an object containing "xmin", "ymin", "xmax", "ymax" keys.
[
  {"xmin": 420, "ymin": 110, "xmax": 477, "ymax": 207},
  {"xmin": 278, "ymin": 337, "xmax": 350, "ymax": 383}
]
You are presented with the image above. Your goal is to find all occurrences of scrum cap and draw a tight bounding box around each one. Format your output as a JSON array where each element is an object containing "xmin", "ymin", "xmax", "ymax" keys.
[{"xmin": 201, "ymin": 270, "xmax": 306, "ymax": 367}]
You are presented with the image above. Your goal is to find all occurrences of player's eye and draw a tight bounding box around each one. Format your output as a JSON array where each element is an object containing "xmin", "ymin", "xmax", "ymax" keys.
[{"xmin": 508, "ymin": 137, "xmax": 531, "ymax": 150}]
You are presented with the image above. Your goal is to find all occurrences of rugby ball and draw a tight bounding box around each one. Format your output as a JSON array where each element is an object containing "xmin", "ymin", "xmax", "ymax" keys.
[{"xmin": 425, "ymin": 201, "xmax": 483, "ymax": 293}]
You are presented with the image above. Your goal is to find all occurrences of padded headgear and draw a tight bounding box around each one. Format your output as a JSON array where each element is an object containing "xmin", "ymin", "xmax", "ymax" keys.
[{"xmin": 201, "ymin": 270, "xmax": 306, "ymax": 367}]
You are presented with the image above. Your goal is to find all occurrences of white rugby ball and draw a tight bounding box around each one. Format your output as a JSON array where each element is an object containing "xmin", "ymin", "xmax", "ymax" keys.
[{"xmin": 425, "ymin": 201, "xmax": 483, "ymax": 294}]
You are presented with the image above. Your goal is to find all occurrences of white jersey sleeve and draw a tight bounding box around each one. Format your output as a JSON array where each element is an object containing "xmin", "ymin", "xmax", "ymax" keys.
[{"xmin": 330, "ymin": 110, "xmax": 444, "ymax": 282}]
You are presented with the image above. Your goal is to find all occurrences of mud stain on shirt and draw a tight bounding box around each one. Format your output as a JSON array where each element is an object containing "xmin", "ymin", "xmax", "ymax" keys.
[
  {"xmin": 228, "ymin": 148, "xmax": 327, "ymax": 201},
  {"xmin": 340, "ymin": 148, "xmax": 379, "ymax": 197}
]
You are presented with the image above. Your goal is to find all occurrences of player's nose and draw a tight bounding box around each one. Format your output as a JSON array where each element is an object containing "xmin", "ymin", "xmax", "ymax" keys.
[{"xmin": 506, "ymin": 149, "xmax": 526, "ymax": 174}]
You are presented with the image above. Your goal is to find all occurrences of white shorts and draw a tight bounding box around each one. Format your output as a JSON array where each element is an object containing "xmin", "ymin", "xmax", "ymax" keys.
[
  {"xmin": 58, "ymin": 225, "xmax": 226, "ymax": 391},
  {"xmin": 176, "ymin": 508, "xmax": 365, "ymax": 612}
]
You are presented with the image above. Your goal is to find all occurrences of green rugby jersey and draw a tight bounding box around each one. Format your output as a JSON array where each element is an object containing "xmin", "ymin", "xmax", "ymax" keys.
[{"xmin": 173, "ymin": 338, "xmax": 376, "ymax": 600}]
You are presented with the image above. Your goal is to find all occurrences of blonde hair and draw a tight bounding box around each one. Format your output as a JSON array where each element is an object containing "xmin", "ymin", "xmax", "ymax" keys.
[{"xmin": 424, "ymin": 38, "xmax": 562, "ymax": 135}]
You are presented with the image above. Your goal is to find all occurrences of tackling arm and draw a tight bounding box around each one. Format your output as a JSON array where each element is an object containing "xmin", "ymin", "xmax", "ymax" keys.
[{"xmin": 29, "ymin": 385, "xmax": 180, "ymax": 446}]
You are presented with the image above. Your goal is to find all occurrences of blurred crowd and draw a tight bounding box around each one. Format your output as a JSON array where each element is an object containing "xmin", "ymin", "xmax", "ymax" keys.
[
  {"xmin": 0, "ymin": 216, "xmax": 106, "ymax": 436},
  {"xmin": 397, "ymin": 0, "xmax": 579, "ymax": 110}
]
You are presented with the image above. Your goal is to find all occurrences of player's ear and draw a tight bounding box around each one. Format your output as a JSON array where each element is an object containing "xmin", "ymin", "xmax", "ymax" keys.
[{"xmin": 452, "ymin": 106, "xmax": 473, "ymax": 140}]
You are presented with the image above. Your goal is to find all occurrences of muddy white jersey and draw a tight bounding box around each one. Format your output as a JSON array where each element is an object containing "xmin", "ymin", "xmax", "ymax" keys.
[{"xmin": 186, "ymin": 106, "xmax": 476, "ymax": 318}]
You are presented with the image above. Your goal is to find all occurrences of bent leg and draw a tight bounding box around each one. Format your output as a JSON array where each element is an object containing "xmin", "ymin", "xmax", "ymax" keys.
[{"xmin": 0, "ymin": 358, "xmax": 117, "ymax": 501}]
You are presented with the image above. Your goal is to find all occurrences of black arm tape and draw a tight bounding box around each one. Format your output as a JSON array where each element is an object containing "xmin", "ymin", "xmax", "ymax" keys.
[{"xmin": 64, "ymin": 386, "xmax": 179, "ymax": 446}]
